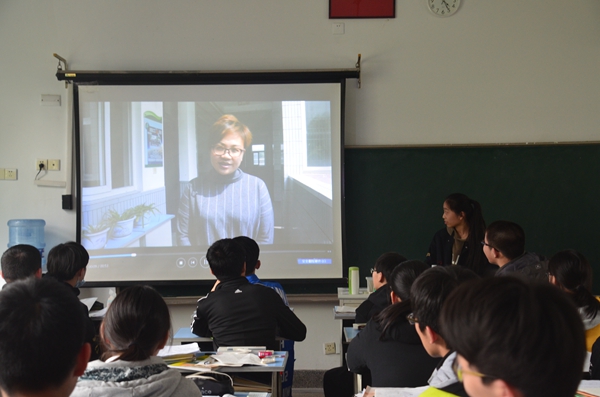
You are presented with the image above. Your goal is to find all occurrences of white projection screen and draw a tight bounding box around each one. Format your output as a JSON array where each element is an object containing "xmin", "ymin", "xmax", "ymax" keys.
[{"xmin": 71, "ymin": 72, "xmax": 350, "ymax": 287}]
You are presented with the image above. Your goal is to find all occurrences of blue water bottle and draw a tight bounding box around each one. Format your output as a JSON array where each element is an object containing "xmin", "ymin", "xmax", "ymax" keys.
[{"xmin": 7, "ymin": 219, "xmax": 47, "ymax": 272}]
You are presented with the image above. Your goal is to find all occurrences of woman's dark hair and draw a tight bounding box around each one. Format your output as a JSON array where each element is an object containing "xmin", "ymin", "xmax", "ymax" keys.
[
  {"xmin": 444, "ymin": 193, "xmax": 487, "ymax": 274},
  {"xmin": 376, "ymin": 260, "xmax": 429, "ymax": 340},
  {"xmin": 440, "ymin": 277, "xmax": 585, "ymax": 397},
  {"xmin": 548, "ymin": 249, "xmax": 600, "ymax": 319},
  {"xmin": 210, "ymin": 114, "xmax": 253, "ymax": 147},
  {"xmin": 101, "ymin": 285, "xmax": 171, "ymax": 361}
]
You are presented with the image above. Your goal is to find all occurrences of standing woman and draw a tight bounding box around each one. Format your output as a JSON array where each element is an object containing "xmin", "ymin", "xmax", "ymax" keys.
[
  {"xmin": 547, "ymin": 249, "xmax": 600, "ymax": 352},
  {"xmin": 425, "ymin": 193, "xmax": 491, "ymax": 275}
]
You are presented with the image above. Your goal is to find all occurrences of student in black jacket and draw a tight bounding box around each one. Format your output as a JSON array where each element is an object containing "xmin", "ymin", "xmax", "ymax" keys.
[
  {"xmin": 191, "ymin": 238, "xmax": 306, "ymax": 350},
  {"xmin": 355, "ymin": 252, "xmax": 406, "ymax": 323},
  {"xmin": 324, "ymin": 252, "xmax": 406, "ymax": 397},
  {"xmin": 45, "ymin": 241, "xmax": 99, "ymax": 360},
  {"xmin": 347, "ymin": 260, "xmax": 440, "ymax": 387}
]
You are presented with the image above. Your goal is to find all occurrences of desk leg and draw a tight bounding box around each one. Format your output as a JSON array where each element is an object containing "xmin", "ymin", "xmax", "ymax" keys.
[
  {"xmin": 271, "ymin": 371, "xmax": 282, "ymax": 397},
  {"xmin": 353, "ymin": 373, "xmax": 362, "ymax": 394}
]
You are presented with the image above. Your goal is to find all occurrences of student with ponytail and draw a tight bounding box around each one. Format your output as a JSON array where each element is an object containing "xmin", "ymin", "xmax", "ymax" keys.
[
  {"xmin": 547, "ymin": 249, "xmax": 600, "ymax": 352},
  {"xmin": 72, "ymin": 285, "xmax": 201, "ymax": 397},
  {"xmin": 347, "ymin": 260, "xmax": 440, "ymax": 387},
  {"xmin": 425, "ymin": 193, "xmax": 494, "ymax": 276}
]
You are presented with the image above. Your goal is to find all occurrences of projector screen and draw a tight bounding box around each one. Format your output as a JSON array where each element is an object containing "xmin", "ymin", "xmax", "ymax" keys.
[{"xmin": 75, "ymin": 80, "xmax": 345, "ymax": 285}]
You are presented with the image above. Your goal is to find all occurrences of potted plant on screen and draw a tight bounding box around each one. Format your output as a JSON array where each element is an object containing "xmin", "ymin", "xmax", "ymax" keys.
[
  {"xmin": 128, "ymin": 203, "xmax": 160, "ymax": 230},
  {"xmin": 104, "ymin": 209, "xmax": 136, "ymax": 238},
  {"xmin": 82, "ymin": 222, "xmax": 110, "ymax": 250}
]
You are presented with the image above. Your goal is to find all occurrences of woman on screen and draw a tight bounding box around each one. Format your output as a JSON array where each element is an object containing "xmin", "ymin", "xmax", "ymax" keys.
[
  {"xmin": 71, "ymin": 285, "xmax": 201, "ymax": 397},
  {"xmin": 425, "ymin": 193, "xmax": 492, "ymax": 276},
  {"xmin": 177, "ymin": 114, "xmax": 274, "ymax": 246}
]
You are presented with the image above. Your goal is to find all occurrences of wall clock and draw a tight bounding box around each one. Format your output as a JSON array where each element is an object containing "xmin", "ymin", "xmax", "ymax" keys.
[{"xmin": 428, "ymin": 0, "xmax": 461, "ymax": 17}]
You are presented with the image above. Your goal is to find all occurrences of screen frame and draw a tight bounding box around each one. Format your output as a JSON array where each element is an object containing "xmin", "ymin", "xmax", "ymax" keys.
[{"xmin": 68, "ymin": 70, "xmax": 355, "ymax": 289}]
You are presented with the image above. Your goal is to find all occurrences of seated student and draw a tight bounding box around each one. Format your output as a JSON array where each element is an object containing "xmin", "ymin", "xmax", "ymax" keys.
[
  {"xmin": 72, "ymin": 285, "xmax": 202, "ymax": 397},
  {"xmin": 46, "ymin": 241, "xmax": 98, "ymax": 359},
  {"xmin": 440, "ymin": 277, "xmax": 585, "ymax": 397},
  {"xmin": 191, "ymin": 238, "xmax": 307, "ymax": 350},
  {"xmin": 0, "ymin": 278, "xmax": 91, "ymax": 397},
  {"xmin": 547, "ymin": 249, "xmax": 600, "ymax": 352},
  {"xmin": 355, "ymin": 252, "xmax": 407, "ymax": 323},
  {"xmin": 46, "ymin": 241, "xmax": 89, "ymax": 288},
  {"xmin": 347, "ymin": 260, "xmax": 440, "ymax": 387},
  {"xmin": 234, "ymin": 235, "xmax": 289, "ymax": 305},
  {"xmin": 482, "ymin": 220, "xmax": 547, "ymax": 281},
  {"xmin": 233, "ymin": 235, "xmax": 296, "ymax": 396},
  {"xmin": 409, "ymin": 266, "xmax": 480, "ymax": 397},
  {"xmin": 323, "ymin": 252, "xmax": 405, "ymax": 397},
  {"xmin": 1, "ymin": 244, "xmax": 42, "ymax": 286}
]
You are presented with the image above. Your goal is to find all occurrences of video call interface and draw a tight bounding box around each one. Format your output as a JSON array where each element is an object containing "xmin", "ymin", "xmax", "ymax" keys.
[{"xmin": 77, "ymin": 83, "xmax": 344, "ymax": 284}]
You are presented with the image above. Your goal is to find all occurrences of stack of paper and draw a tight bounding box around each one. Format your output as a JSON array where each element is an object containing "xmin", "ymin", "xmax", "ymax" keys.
[{"xmin": 158, "ymin": 343, "xmax": 200, "ymax": 365}]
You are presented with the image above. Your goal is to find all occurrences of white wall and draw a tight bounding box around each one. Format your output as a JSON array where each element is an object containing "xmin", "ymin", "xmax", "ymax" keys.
[{"xmin": 2, "ymin": 0, "xmax": 600, "ymax": 369}]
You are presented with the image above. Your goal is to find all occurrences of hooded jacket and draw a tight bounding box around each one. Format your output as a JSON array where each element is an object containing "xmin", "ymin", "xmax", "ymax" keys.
[
  {"xmin": 354, "ymin": 284, "xmax": 391, "ymax": 324},
  {"xmin": 495, "ymin": 252, "xmax": 547, "ymax": 282},
  {"xmin": 72, "ymin": 356, "xmax": 201, "ymax": 397}
]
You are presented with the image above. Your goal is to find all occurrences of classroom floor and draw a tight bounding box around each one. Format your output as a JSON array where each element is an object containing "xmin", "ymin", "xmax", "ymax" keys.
[
  {"xmin": 292, "ymin": 370, "xmax": 325, "ymax": 397},
  {"xmin": 293, "ymin": 388, "xmax": 325, "ymax": 397}
]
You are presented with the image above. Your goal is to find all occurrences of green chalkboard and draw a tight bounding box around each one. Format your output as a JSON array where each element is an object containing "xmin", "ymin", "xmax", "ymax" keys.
[{"xmin": 344, "ymin": 144, "xmax": 600, "ymax": 291}]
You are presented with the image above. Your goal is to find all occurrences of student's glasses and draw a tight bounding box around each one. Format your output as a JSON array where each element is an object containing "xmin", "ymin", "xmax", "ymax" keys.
[
  {"xmin": 480, "ymin": 240, "xmax": 494, "ymax": 249},
  {"xmin": 452, "ymin": 357, "xmax": 493, "ymax": 383},
  {"xmin": 406, "ymin": 312, "xmax": 419, "ymax": 325},
  {"xmin": 212, "ymin": 145, "xmax": 245, "ymax": 157}
]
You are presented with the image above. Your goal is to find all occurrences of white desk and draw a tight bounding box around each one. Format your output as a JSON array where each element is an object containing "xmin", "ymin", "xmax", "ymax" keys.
[
  {"xmin": 174, "ymin": 327, "xmax": 213, "ymax": 343},
  {"xmin": 174, "ymin": 351, "xmax": 287, "ymax": 397},
  {"xmin": 337, "ymin": 287, "xmax": 370, "ymax": 307},
  {"xmin": 344, "ymin": 327, "xmax": 360, "ymax": 342}
]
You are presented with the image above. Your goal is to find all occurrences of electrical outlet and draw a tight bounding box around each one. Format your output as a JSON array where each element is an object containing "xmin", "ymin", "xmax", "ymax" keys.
[
  {"xmin": 323, "ymin": 342, "xmax": 336, "ymax": 355},
  {"xmin": 36, "ymin": 159, "xmax": 47, "ymax": 171},
  {"xmin": 48, "ymin": 159, "xmax": 60, "ymax": 171},
  {"xmin": 41, "ymin": 94, "xmax": 61, "ymax": 106},
  {"xmin": 332, "ymin": 23, "xmax": 345, "ymax": 35},
  {"xmin": 5, "ymin": 168, "xmax": 17, "ymax": 180}
]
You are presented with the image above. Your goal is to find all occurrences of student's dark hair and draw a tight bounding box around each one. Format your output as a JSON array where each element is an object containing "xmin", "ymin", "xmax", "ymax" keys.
[
  {"xmin": 444, "ymin": 193, "xmax": 487, "ymax": 273},
  {"xmin": 0, "ymin": 277, "xmax": 86, "ymax": 394},
  {"xmin": 410, "ymin": 266, "xmax": 479, "ymax": 339},
  {"xmin": 485, "ymin": 220, "xmax": 525, "ymax": 260},
  {"xmin": 46, "ymin": 241, "xmax": 89, "ymax": 281},
  {"xmin": 65, "ymin": 240, "xmax": 89, "ymax": 267},
  {"xmin": 233, "ymin": 236, "xmax": 260, "ymax": 275},
  {"xmin": 440, "ymin": 277, "xmax": 585, "ymax": 397},
  {"xmin": 101, "ymin": 285, "xmax": 171, "ymax": 362},
  {"xmin": 376, "ymin": 260, "xmax": 429, "ymax": 340},
  {"xmin": 206, "ymin": 238, "xmax": 246, "ymax": 279},
  {"xmin": 1, "ymin": 244, "xmax": 41, "ymax": 282},
  {"xmin": 373, "ymin": 252, "xmax": 407, "ymax": 284},
  {"xmin": 548, "ymin": 249, "xmax": 600, "ymax": 320}
]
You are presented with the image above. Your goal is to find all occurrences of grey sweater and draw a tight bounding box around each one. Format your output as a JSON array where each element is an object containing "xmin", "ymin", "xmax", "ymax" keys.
[{"xmin": 177, "ymin": 169, "xmax": 274, "ymax": 246}]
